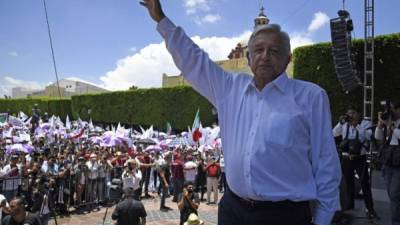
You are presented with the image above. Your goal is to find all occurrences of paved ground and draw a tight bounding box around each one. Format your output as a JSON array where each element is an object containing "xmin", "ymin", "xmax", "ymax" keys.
[
  {"xmin": 49, "ymin": 170, "xmax": 391, "ymax": 225},
  {"xmin": 50, "ymin": 195, "xmax": 219, "ymax": 225}
]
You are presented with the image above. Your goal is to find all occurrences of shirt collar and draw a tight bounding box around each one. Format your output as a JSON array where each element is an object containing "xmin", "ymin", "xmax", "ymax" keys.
[{"xmin": 246, "ymin": 72, "xmax": 289, "ymax": 94}]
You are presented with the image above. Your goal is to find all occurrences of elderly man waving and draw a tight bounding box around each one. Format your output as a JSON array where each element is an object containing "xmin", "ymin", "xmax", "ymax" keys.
[{"xmin": 140, "ymin": 1, "xmax": 341, "ymax": 225}]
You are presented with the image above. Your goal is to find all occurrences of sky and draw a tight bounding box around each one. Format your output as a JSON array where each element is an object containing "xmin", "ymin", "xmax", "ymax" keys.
[{"xmin": 0, "ymin": 0, "xmax": 399, "ymax": 97}]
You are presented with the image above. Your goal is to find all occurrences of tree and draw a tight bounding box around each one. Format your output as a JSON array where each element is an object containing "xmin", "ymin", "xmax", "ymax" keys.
[{"xmin": 129, "ymin": 85, "xmax": 138, "ymax": 90}]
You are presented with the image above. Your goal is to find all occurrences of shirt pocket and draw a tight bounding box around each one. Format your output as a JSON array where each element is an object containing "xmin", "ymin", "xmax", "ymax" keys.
[{"xmin": 262, "ymin": 112, "xmax": 297, "ymax": 148}]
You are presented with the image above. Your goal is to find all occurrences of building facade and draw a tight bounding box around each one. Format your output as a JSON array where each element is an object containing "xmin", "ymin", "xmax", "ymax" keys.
[
  {"xmin": 11, "ymin": 87, "xmax": 41, "ymax": 98},
  {"xmin": 12, "ymin": 78, "xmax": 109, "ymax": 98}
]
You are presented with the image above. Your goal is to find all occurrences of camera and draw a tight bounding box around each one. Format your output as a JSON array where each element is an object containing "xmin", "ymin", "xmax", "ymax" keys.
[
  {"xmin": 339, "ymin": 114, "xmax": 351, "ymax": 124},
  {"xmin": 380, "ymin": 100, "xmax": 393, "ymax": 121}
]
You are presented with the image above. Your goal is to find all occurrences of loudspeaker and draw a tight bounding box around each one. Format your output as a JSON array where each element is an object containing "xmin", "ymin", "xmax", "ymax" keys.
[{"xmin": 330, "ymin": 16, "xmax": 361, "ymax": 92}]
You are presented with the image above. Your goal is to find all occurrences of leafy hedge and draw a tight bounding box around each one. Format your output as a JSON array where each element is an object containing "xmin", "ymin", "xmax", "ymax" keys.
[
  {"xmin": 293, "ymin": 33, "xmax": 400, "ymax": 121},
  {"xmin": 0, "ymin": 98, "xmax": 72, "ymax": 119},
  {"xmin": 71, "ymin": 86, "xmax": 214, "ymax": 130}
]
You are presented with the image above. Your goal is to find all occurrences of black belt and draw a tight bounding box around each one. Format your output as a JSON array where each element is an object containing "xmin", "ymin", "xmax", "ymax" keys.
[{"xmin": 227, "ymin": 187, "xmax": 309, "ymax": 209}]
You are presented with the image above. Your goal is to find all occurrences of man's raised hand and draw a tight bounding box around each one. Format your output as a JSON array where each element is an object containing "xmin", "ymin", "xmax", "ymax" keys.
[{"xmin": 139, "ymin": 0, "xmax": 166, "ymax": 23}]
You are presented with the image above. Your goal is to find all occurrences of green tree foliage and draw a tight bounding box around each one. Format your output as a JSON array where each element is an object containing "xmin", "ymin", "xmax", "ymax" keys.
[
  {"xmin": 0, "ymin": 98, "xmax": 72, "ymax": 119},
  {"xmin": 71, "ymin": 86, "xmax": 214, "ymax": 130},
  {"xmin": 293, "ymin": 33, "xmax": 400, "ymax": 121}
]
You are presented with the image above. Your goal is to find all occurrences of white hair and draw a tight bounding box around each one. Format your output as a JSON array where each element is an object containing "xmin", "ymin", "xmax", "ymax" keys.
[{"xmin": 247, "ymin": 24, "xmax": 291, "ymax": 57}]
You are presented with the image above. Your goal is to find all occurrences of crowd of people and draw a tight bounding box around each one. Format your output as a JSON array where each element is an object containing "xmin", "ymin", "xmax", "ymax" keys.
[{"xmin": 0, "ymin": 112, "xmax": 226, "ymax": 225}]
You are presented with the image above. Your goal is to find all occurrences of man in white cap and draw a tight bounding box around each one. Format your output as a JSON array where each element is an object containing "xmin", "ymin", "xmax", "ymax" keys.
[{"xmin": 122, "ymin": 159, "xmax": 142, "ymax": 200}]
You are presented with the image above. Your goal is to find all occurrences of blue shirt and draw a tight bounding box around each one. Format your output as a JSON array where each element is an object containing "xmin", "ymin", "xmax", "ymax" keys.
[{"xmin": 157, "ymin": 17, "xmax": 341, "ymax": 225}]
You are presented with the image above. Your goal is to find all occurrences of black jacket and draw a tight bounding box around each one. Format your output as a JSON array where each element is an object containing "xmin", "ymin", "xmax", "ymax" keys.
[{"xmin": 111, "ymin": 198, "xmax": 146, "ymax": 225}]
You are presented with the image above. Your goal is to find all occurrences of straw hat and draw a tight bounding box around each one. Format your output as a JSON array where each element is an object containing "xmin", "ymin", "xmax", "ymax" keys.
[{"xmin": 184, "ymin": 213, "xmax": 204, "ymax": 225}]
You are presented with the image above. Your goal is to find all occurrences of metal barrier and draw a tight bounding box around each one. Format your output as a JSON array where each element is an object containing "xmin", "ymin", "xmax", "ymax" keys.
[{"xmin": 0, "ymin": 167, "xmax": 122, "ymax": 213}]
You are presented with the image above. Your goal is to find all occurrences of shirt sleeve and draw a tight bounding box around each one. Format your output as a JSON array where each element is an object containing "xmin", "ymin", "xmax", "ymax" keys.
[
  {"xmin": 157, "ymin": 17, "xmax": 234, "ymax": 107},
  {"xmin": 393, "ymin": 128, "xmax": 400, "ymax": 143},
  {"xmin": 332, "ymin": 122, "xmax": 342, "ymax": 137},
  {"xmin": 361, "ymin": 120, "xmax": 373, "ymax": 141},
  {"xmin": 309, "ymin": 90, "xmax": 342, "ymax": 225}
]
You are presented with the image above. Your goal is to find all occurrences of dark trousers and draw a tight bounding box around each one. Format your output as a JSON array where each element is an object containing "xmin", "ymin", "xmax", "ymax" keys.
[
  {"xmin": 219, "ymin": 172, "xmax": 226, "ymax": 192},
  {"xmin": 160, "ymin": 183, "xmax": 168, "ymax": 209},
  {"xmin": 143, "ymin": 168, "xmax": 151, "ymax": 195},
  {"xmin": 218, "ymin": 188, "xmax": 312, "ymax": 225},
  {"xmin": 341, "ymin": 155, "xmax": 374, "ymax": 211},
  {"xmin": 172, "ymin": 177, "xmax": 184, "ymax": 202},
  {"xmin": 382, "ymin": 165, "xmax": 400, "ymax": 225},
  {"xmin": 153, "ymin": 169, "xmax": 159, "ymax": 193}
]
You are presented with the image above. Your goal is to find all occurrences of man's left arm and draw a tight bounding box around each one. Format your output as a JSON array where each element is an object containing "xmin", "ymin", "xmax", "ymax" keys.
[
  {"xmin": 190, "ymin": 193, "xmax": 200, "ymax": 210},
  {"xmin": 309, "ymin": 90, "xmax": 342, "ymax": 225},
  {"xmin": 140, "ymin": 217, "xmax": 146, "ymax": 225},
  {"xmin": 111, "ymin": 205, "xmax": 120, "ymax": 220},
  {"xmin": 139, "ymin": 203, "xmax": 147, "ymax": 225}
]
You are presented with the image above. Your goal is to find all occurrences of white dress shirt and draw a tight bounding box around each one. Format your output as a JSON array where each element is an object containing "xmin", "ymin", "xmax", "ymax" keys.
[
  {"xmin": 375, "ymin": 119, "xmax": 400, "ymax": 145},
  {"xmin": 157, "ymin": 17, "xmax": 341, "ymax": 225},
  {"xmin": 122, "ymin": 169, "xmax": 142, "ymax": 190}
]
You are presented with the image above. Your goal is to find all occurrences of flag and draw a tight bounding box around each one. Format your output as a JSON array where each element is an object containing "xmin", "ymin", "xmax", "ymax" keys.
[
  {"xmin": 18, "ymin": 111, "xmax": 28, "ymax": 121},
  {"xmin": 65, "ymin": 115, "xmax": 71, "ymax": 130},
  {"xmin": 89, "ymin": 118, "xmax": 94, "ymax": 130},
  {"xmin": 191, "ymin": 109, "xmax": 202, "ymax": 142},
  {"xmin": 166, "ymin": 122, "xmax": 172, "ymax": 135},
  {"xmin": 8, "ymin": 116, "xmax": 24, "ymax": 127},
  {"xmin": 71, "ymin": 127, "xmax": 86, "ymax": 139}
]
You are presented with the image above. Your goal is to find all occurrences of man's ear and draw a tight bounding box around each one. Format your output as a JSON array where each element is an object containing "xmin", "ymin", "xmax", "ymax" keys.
[{"xmin": 246, "ymin": 51, "xmax": 251, "ymax": 66}]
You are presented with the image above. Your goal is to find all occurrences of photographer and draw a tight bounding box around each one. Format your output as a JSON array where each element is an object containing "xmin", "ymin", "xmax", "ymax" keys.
[
  {"xmin": 177, "ymin": 181, "xmax": 200, "ymax": 225},
  {"xmin": 333, "ymin": 106, "xmax": 377, "ymax": 218},
  {"xmin": 121, "ymin": 159, "xmax": 142, "ymax": 200},
  {"xmin": 374, "ymin": 100, "xmax": 400, "ymax": 225}
]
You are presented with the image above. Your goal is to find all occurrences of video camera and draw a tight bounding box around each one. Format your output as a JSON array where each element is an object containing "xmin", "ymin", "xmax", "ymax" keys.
[{"xmin": 339, "ymin": 114, "xmax": 351, "ymax": 124}]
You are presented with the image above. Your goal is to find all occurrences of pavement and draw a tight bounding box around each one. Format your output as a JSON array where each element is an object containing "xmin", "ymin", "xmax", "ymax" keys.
[
  {"xmin": 49, "ymin": 193, "xmax": 219, "ymax": 225},
  {"xmin": 49, "ymin": 170, "xmax": 392, "ymax": 225}
]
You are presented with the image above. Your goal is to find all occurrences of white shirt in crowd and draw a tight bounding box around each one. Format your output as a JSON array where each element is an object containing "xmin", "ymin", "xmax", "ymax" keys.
[
  {"xmin": 184, "ymin": 160, "xmax": 197, "ymax": 182},
  {"xmin": 375, "ymin": 119, "xmax": 400, "ymax": 145},
  {"xmin": 86, "ymin": 160, "xmax": 99, "ymax": 180},
  {"xmin": 122, "ymin": 169, "xmax": 142, "ymax": 190},
  {"xmin": 333, "ymin": 120, "xmax": 372, "ymax": 155}
]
